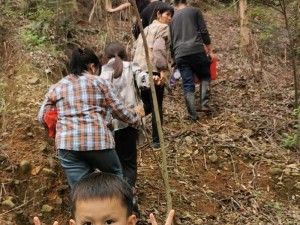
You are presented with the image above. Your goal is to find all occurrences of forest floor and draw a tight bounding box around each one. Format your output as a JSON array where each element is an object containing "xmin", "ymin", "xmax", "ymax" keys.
[{"xmin": 0, "ymin": 1, "xmax": 300, "ymax": 225}]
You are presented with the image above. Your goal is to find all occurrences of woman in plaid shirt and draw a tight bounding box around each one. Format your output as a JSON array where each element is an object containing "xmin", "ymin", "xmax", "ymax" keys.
[{"xmin": 38, "ymin": 48, "xmax": 144, "ymax": 189}]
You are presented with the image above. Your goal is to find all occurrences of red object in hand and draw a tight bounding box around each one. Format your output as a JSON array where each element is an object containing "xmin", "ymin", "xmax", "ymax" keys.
[
  {"xmin": 44, "ymin": 109, "xmax": 58, "ymax": 138},
  {"xmin": 194, "ymin": 56, "xmax": 218, "ymax": 83},
  {"xmin": 195, "ymin": 74, "xmax": 200, "ymax": 84},
  {"xmin": 210, "ymin": 57, "xmax": 218, "ymax": 80}
]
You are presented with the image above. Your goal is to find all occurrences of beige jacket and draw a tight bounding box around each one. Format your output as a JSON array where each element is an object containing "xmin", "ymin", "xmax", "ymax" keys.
[{"xmin": 132, "ymin": 20, "xmax": 171, "ymax": 73}]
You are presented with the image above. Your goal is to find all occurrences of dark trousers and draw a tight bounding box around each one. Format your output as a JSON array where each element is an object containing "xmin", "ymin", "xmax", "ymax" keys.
[
  {"xmin": 140, "ymin": 84, "xmax": 164, "ymax": 144},
  {"xmin": 115, "ymin": 126, "xmax": 138, "ymax": 187},
  {"xmin": 176, "ymin": 52, "xmax": 211, "ymax": 94}
]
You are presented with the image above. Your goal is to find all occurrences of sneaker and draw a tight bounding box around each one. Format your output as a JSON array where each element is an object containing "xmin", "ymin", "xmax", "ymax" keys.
[
  {"xmin": 184, "ymin": 115, "xmax": 199, "ymax": 122},
  {"xmin": 152, "ymin": 142, "xmax": 169, "ymax": 150},
  {"xmin": 201, "ymin": 105, "xmax": 211, "ymax": 112},
  {"xmin": 152, "ymin": 142, "xmax": 161, "ymax": 150},
  {"xmin": 196, "ymin": 104, "xmax": 212, "ymax": 112}
]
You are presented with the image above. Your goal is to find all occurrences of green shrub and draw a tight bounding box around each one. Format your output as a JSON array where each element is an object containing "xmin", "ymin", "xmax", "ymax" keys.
[
  {"xmin": 18, "ymin": 6, "xmax": 54, "ymax": 49},
  {"xmin": 248, "ymin": 6, "xmax": 274, "ymax": 23},
  {"xmin": 281, "ymin": 133, "xmax": 298, "ymax": 148},
  {"xmin": 281, "ymin": 107, "xmax": 300, "ymax": 149},
  {"xmin": 248, "ymin": 6, "xmax": 284, "ymax": 55}
]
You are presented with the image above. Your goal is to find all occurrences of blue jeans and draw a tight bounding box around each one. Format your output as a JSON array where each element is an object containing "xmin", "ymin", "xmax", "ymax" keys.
[
  {"xmin": 175, "ymin": 52, "xmax": 211, "ymax": 94},
  {"xmin": 58, "ymin": 149, "xmax": 123, "ymax": 189}
]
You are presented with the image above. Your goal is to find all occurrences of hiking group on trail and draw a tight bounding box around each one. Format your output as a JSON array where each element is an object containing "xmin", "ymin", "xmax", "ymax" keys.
[{"xmin": 37, "ymin": 0, "xmax": 215, "ymax": 224}]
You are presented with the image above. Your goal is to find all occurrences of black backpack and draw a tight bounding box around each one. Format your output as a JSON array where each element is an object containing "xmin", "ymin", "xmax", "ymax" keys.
[{"xmin": 132, "ymin": 20, "xmax": 141, "ymax": 40}]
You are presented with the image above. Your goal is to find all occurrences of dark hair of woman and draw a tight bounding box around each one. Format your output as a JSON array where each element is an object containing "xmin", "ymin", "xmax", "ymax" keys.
[
  {"xmin": 70, "ymin": 48, "xmax": 101, "ymax": 76},
  {"xmin": 154, "ymin": 2, "xmax": 174, "ymax": 18},
  {"xmin": 104, "ymin": 42, "xmax": 127, "ymax": 78},
  {"xmin": 173, "ymin": 0, "xmax": 187, "ymax": 6}
]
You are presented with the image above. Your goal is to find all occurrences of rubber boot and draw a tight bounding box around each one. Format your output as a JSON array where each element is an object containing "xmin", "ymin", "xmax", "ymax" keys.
[
  {"xmin": 200, "ymin": 80, "xmax": 211, "ymax": 111},
  {"xmin": 184, "ymin": 92, "xmax": 198, "ymax": 122}
]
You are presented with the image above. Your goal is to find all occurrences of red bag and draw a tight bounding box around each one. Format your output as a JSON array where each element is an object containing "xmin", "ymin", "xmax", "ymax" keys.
[
  {"xmin": 195, "ymin": 56, "xmax": 218, "ymax": 83},
  {"xmin": 44, "ymin": 109, "xmax": 58, "ymax": 138},
  {"xmin": 210, "ymin": 57, "xmax": 218, "ymax": 80}
]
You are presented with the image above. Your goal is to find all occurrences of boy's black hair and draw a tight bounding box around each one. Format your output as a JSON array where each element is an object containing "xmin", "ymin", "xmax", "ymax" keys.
[
  {"xmin": 70, "ymin": 172, "xmax": 133, "ymax": 218},
  {"xmin": 70, "ymin": 48, "xmax": 102, "ymax": 76},
  {"xmin": 173, "ymin": 0, "xmax": 187, "ymax": 6},
  {"xmin": 155, "ymin": 2, "xmax": 174, "ymax": 18}
]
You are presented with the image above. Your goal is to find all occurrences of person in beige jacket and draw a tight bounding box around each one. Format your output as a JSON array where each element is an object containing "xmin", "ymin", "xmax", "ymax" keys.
[{"xmin": 132, "ymin": 3, "xmax": 173, "ymax": 149}]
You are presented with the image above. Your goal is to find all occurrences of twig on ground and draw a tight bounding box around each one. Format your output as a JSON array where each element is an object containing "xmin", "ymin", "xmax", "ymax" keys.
[
  {"xmin": 170, "ymin": 129, "xmax": 190, "ymax": 139},
  {"xmin": 0, "ymin": 198, "xmax": 34, "ymax": 216},
  {"xmin": 0, "ymin": 183, "xmax": 7, "ymax": 201},
  {"xmin": 250, "ymin": 161, "xmax": 259, "ymax": 189},
  {"xmin": 189, "ymin": 154, "xmax": 196, "ymax": 170},
  {"xmin": 203, "ymin": 147, "xmax": 208, "ymax": 171},
  {"xmin": 245, "ymin": 136, "xmax": 261, "ymax": 152},
  {"xmin": 229, "ymin": 151, "xmax": 239, "ymax": 185},
  {"xmin": 231, "ymin": 197, "xmax": 243, "ymax": 209},
  {"xmin": 198, "ymin": 187, "xmax": 214, "ymax": 204}
]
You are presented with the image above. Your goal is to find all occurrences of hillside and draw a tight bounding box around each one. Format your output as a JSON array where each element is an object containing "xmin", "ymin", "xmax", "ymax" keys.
[{"xmin": 0, "ymin": 1, "xmax": 300, "ymax": 224}]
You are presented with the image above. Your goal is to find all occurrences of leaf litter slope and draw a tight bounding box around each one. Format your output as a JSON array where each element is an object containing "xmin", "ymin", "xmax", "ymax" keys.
[{"xmin": 0, "ymin": 6, "xmax": 300, "ymax": 225}]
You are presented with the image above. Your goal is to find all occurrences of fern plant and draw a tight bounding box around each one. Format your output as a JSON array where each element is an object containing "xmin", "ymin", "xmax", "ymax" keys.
[{"xmin": 281, "ymin": 107, "xmax": 300, "ymax": 149}]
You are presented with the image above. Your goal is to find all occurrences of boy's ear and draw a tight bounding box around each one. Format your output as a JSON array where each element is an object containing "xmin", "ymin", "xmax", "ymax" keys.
[
  {"xmin": 69, "ymin": 219, "xmax": 76, "ymax": 225},
  {"xmin": 127, "ymin": 214, "xmax": 137, "ymax": 225}
]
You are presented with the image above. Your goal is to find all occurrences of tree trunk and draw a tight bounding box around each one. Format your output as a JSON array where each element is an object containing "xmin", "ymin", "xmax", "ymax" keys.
[
  {"xmin": 296, "ymin": 0, "xmax": 300, "ymax": 107},
  {"xmin": 295, "ymin": 0, "xmax": 300, "ymax": 107},
  {"xmin": 239, "ymin": 0, "xmax": 250, "ymax": 47},
  {"xmin": 281, "ymin": 0, "xmax": 299, "ymax": 107},
  {"xmin": 105, "ymin": 0, "xmax": 112, "ymax": 8}
]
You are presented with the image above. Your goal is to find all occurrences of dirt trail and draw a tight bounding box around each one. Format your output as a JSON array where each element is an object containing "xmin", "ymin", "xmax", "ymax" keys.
[{"xmin": 0, "ymin": 4, "xmax": 300, "ymax": 225}]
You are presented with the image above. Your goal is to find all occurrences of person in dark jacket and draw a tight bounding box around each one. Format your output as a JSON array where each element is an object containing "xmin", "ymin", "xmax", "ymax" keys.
[
  {"xmin": 170, "ymin": 0, "xmax": 215, "ymax": 121},
  {"xmin": 132, "ymin": 0, "xmax": 164, "ymax": 39}
]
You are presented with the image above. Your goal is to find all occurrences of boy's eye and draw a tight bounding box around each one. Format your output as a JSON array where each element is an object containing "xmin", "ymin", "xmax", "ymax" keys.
[
  {"xmin": 105, "ymin": 220, "xmax": 114, "ymax": 225},
  {"xmin": 82, "ymin": 222, "xmax": 92, "ymax": 225}
]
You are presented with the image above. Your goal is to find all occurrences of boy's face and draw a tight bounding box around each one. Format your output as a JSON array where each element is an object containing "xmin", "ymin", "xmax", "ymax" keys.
[{"xmin": 69, "ymin": 197, "xmax": 136, "ymax": 225}]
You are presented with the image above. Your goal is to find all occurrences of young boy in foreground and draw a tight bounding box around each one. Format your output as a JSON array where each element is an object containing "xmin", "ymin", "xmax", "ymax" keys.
[{"xmin": 33, "ymin": 172, "xmax": 174, "ymax": 225}]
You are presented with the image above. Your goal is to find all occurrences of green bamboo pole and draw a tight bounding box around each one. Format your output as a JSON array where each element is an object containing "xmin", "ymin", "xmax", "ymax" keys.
[{"xmin": 131, "ymin": 0, "xmax": 173, "ymax": 215}]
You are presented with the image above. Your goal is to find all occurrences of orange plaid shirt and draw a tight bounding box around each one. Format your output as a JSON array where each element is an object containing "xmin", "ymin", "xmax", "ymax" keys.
[{"xmin": 38, "ymin": 73, "xmax": 141, "ymax": 151}]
